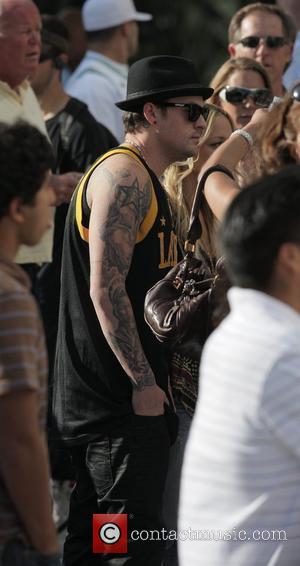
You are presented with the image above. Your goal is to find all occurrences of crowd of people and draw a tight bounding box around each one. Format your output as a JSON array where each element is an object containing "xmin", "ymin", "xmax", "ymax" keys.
[{"xmin": 0, "ymin": 0, "xmax": 300, "ymax": 565}]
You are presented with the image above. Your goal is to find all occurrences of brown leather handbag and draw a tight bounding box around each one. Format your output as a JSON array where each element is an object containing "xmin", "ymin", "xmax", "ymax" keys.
[{"xmin": 144, "ymin": 165, "xmax": 233, "ymax": 360}]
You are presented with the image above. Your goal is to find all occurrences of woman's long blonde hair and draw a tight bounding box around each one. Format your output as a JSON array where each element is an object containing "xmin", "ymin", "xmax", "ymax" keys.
[{"xmin": 164, "ymin": 104, "xmax": 233, "ymax": 256}]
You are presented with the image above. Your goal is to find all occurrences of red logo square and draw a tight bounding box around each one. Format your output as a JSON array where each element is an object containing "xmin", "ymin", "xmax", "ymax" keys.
[{"xmin": 93, "ymin": 514, "xmax": 128, "ymax": 554}]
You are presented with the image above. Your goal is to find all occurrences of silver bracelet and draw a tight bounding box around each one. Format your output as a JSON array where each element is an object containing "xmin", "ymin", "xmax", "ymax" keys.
[{"xmin": 230, "ymin": 129, "xmax": 254, "ymax": 147}]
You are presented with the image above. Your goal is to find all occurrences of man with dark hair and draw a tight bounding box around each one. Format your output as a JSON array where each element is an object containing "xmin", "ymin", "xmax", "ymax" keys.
[
  {"xmin": 66, "ymin": 0, "xmax": 152, "ymax": 141},
  {"xmin": 31, "ymin": 13, "xmax": 118, "ymax": 537},
  {"xmin": 53, "ymin": 54, "xmax": 212, "ymax": 565},
  {"xmin": 179, "ymin": 165, "xmax": 300, "ymax": 566},
  {"xmin": 0, "ymin": 122, "xmax": 60, "ymax": 566},
  {"xmin": 57, "ymin": 7, "xmax": 87, "ymax": 82},
  {"xmin": 228, "ymin": 2, "xmax": 296, "ymax": 96}
]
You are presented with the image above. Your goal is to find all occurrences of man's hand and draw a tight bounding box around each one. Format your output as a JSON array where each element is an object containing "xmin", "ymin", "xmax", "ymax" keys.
[
  {"xmin": 132, "ymin": 384, "xmax": 169, "ymax": 416},
  {"xmin": 50, "ymin": 171, "xmax": 82, "ymax": 205}
]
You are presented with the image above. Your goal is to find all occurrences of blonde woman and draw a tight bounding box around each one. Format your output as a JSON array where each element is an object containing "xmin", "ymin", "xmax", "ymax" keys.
[
  {"xmin": 162, "ymin": 105, "xmax": 233, "ymax": 566},
  {"xmin": 208, "ymin": 57, "xmax": 272, "ymax": 186},
  {"xmin": 164, "ymin": 104, "xmax": 234, "ymax": 259},
  {"xmin": 200, "ymin": 84, "xmax": 300, "ymax": 222},
  {"xmin": 209, "ymin": 57, "xmax": 272, "ymax": 129}
]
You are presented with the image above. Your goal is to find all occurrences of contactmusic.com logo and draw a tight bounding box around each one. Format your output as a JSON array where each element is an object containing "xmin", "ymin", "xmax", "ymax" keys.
[{"xmin": 93, "ymin": 514, "xmax": 128, "ymax": 554}]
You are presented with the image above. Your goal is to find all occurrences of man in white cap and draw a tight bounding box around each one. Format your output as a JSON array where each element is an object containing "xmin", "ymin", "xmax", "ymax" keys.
[{"xmin": 65, "ymin": 0, "xmax": 152, "ymax": 141}]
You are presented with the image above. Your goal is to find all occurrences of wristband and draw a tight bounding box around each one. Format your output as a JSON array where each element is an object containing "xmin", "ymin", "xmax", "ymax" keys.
[{"xmin": 230, "ymin": 129, "xmax": 254, "ymax": 147}]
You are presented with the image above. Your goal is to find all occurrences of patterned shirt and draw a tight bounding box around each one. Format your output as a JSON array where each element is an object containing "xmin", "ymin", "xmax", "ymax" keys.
[{"xmin": 0, "ymin": 259, "xmax": 48, "ymax": 543}]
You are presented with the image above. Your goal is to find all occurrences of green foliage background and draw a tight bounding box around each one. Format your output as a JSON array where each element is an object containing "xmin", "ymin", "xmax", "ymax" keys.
[
  {"xmin": 34, "ymin": 0, "xmax": 275, "ymax": 85},
  {"xmin": 135, "ymin": 0, "xmax": 273, "ymax": 84}
]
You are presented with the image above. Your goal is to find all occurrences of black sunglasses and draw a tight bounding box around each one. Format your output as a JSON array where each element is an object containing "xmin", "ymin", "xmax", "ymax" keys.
[
  {"xmin": 158, "ymin": 102, "xmax": 210, "ymax": 122},
  {"xmin": 219, "ymin": 86, "xmax": 271, "ymax": 107},
  {"xmin": 237, "ymin": 35, "xmax": 287, "ymax": 49}
]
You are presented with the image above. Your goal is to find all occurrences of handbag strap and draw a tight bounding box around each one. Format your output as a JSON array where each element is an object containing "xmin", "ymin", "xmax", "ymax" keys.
[{"xmin": 185, "ymin": 164, "xmax": 235, "ymax": 250}]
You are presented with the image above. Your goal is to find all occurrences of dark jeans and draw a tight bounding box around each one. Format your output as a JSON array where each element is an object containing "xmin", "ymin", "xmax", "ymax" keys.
[
  {"xmin": 64, "ymin": 414, "xmax": 170, "ymax": 565},
  {"xmin": 0, "ymin": 540, "xmax": 60, "ymax": 565}
]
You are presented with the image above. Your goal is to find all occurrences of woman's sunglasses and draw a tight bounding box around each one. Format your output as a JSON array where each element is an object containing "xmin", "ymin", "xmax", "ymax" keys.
[
  {"xmin": 158, "ymin": 102, "xmax": 210, "ymax": 122},
  {"xmin": 237, "ymin": 35, "xmax": 287, "ymax": 49},
  {"xmin": 218, "ymin": 86, "xmax": 271, "ymax": 107}
]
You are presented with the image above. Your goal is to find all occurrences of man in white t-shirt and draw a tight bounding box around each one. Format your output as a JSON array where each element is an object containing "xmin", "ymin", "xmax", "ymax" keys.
[
  {"xmin": 179, "ymin": 165, "xmax": 300, "ymax": 566},
  {"xmin": 66, "ymin": 0, "xmax": 152, "ymax": 141}
]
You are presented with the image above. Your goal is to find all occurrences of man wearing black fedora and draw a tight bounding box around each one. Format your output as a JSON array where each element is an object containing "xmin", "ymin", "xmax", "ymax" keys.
[{"xmin": 52, "ymin": 54, "xmax": 213, "ymax": 565}]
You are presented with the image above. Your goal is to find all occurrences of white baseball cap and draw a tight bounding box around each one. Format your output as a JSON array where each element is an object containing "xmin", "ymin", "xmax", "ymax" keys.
[{"xmin": 82, "ymin": 0, "xmax": 152, "ymax": 32}]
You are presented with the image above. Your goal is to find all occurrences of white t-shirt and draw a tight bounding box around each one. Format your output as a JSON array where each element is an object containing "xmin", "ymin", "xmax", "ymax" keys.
[{"xmin": 179, "ymin": 288, "xmax": 300, "ymax": 566}]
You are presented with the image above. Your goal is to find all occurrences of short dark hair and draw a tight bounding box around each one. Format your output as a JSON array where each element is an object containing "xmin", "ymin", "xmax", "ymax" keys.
[
  {"xmin": 0, "ymin": 122, "xmax": 54, "ymax": 220},
  {"xmin": 123, "ymin": 111, "xmax": 149, "ymax": 133},
  {"xmin": 228, "ymin": 2, "xmax": 296, "ymax": 44},
  {"xmin": 123, "ymin": 102, "xmax": 169, "ymax": 134},
  {"xmin": 40, "ymin": 14, "xmax": 69, "ymax": 67},
  {"xmin": 219, "ymin": 165, "xmax": 300, "ymax": 290}
]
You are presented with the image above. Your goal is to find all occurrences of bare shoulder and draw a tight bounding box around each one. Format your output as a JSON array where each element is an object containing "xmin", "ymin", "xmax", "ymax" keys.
[{"xmin": 87, "ymin": 153, "xmax": 152, "ymax": 219}]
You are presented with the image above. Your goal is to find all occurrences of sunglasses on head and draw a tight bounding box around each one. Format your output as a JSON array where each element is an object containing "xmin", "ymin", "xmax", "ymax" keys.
[
  {"xmin": 218, "ymin": 86, "xmax": 271, "ymax": 107},
  {"xmin": 237, "ymin": 35, "xmax": 287, "ymax": 49},
  {"xmin": 291, "ymin": 83, "xmax": 300, "ymax": 102},
  {"xmin": 158, "ymin": 102, "xmax": 210, "ymax": 122},
  {"xmin": 281, "ymin": 83, "xmax": 300, "ymax": 128}
]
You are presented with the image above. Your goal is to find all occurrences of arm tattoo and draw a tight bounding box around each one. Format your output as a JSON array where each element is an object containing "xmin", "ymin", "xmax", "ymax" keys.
[{"xmin": 97, "ymin": 167, "xmax": 155, "ymax": 389}]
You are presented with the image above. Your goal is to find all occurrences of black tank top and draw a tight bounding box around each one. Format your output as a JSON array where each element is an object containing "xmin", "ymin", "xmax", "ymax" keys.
[{"xmin": 53, "ymin": 145, "xmax": 180, "ymax": 444}]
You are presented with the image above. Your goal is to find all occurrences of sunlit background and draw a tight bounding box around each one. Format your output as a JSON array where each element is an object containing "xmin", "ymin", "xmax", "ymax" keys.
[{"xmin": 34, "ymin": 0, "xmax": 275, "ymax": 84}]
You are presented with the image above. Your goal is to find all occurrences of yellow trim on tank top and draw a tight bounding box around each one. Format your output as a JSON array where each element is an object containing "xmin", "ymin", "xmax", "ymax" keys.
[{"xmin": 75, "ymin": 147, "xmax": 158, "ymax": 244}]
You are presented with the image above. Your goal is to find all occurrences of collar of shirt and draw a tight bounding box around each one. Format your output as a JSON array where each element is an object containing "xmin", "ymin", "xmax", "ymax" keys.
[
  {"xmin": 228, "ymin": 287, "xmax": 300, "ymax": 327},
  {"xmin": 0, "ymin": 79, "xmax": 30, "ymax": 103}
]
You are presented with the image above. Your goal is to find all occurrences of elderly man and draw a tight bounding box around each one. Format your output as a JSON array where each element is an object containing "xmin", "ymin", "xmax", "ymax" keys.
[
  {"xmin": 179, "ymin": 165, "xmax": 300, "ymax": 566},
  {"xmin": 0, "ymin": 0, "xmax": 80, "ymax": 268},
  {"xmin": 66, "ymin": 0, "xmax": 152, "ymax": 141},
  {"xmin": 53, "ymin": 55, "xmax": 212, "ymax": 565},
  {"xmin": 228, "ymin": 2, "xmax": 296, "ymax": 97}
]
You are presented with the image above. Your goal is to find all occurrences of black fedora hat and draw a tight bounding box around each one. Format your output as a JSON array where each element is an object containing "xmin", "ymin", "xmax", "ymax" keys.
[{"xmin": 116, "ymin": 55, "xmax": 214, "ymax": 112}]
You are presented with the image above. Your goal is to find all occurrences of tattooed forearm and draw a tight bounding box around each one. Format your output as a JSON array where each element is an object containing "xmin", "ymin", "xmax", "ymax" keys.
[
  {"xmin": 91, "ymin": 165, "xmax": 155, "ymax": 389},
  {"xmin": 107, "ymin": 282, "xmax": 155, "ymax": 390}
]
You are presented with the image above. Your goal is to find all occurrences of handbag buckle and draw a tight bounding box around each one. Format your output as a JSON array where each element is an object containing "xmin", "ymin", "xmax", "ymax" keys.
[
  {"xmin": 184, "ymin": 242, "xmax": 195, "ymax": 253},
  {"xmin": 173, "ymin": 276, "xmax": 183, "ymax": 290}
]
